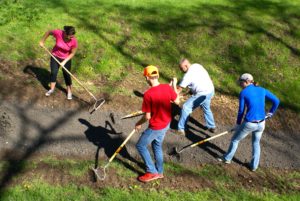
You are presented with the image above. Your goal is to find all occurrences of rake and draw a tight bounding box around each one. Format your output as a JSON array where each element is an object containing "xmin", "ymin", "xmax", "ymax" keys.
[
  {"xmin": 91, "ymin": 129, "xmax": 136, "ymax": 181},
  {"xmin": 169, "ymin": 131, "xmax": 229, "ymax": 160},
  {"xmin": 121, "ymin": 110, "xmax": 144, "ymax": 119},
  {"xmin": 42, "ymin": 46, "xmax": 105, "ymax": 114}
]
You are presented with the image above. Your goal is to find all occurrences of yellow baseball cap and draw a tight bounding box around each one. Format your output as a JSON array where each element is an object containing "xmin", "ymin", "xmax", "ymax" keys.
[{"xmin": 143, "ymin": 65, "xmax": 159, "ymax": 77}]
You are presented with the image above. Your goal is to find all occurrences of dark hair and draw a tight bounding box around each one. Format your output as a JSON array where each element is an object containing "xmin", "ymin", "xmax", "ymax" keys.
[
  {"xmin": 238, "ymin": 79, "xmax": 259, "ymax": 86},
  {"xmin": 253, "ymin": 81, "xmax": 259, "ymax": 86},
  {"xmin": 63, "ymin": 26, "xmax": 76, "ymax": 35}
]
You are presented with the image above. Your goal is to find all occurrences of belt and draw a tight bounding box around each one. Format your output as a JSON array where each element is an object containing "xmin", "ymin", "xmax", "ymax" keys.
[{"xmin": 250, "ymin": 119, "xmax": 265, "ymax": 123}]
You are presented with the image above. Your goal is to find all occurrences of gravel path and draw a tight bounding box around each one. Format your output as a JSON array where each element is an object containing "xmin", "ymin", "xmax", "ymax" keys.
[{"xmin": 0, "ymin": 100, "xmax": 299, "ymax": 169}]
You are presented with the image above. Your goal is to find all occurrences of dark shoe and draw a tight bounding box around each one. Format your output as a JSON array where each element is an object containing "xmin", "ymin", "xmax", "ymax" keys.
[
  {"xmin": 208, "ymin": 128, "xmax": 216, "ymax": 133},
  {"xmin": 138, "ymin": 173, "xmax": 160, "ymax": 182},
  {"xmin": 217, "ymin": 156, "xmax": 231, "ymax": 164}
]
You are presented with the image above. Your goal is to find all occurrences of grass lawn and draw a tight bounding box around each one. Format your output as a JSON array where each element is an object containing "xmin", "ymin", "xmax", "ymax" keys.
[
  {"xmin": 0, "ymin": 157, "xmax": 299, "ymax": 201},
  {"xmin": 0, "ymin": 0, "xmax": 299, "ymax": 112}
]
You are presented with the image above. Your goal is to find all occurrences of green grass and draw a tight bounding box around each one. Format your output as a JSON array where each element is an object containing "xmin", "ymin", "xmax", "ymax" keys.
[
  {"xmin": 1, "ymin": 180, "xmax": 102, "ymax": 201},
  {"xmin": 0, "ymin": 157, "xmax": 299, "ymax": 200},
  {"xmin": 0, "ymin": 0, "xmax": 300, "ymax": 111},
  {"xmin": 38, "ymin": 156, "xmax": 92, "ymax": 177},
  {"xmin": 1, "ymin": 180, "xmax": 299, "ymax": 201}
]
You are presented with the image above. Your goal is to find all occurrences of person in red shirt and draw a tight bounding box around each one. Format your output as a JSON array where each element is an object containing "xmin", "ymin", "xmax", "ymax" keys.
[
  {"xmin": 39, "ymin": 26, "xmax": 78, "ymax": 100},
  {"xmin": 135, "ymin": 65, "xmax": 179, "ymax": 182}
]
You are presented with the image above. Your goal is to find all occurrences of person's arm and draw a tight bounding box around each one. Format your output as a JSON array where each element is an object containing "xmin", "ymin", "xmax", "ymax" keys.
[
  {"xmin": 173, "ymin": 95, "xmax": 180, "ymax": 105},
  {"xmin": 61, "ymin": 47, "xmax": 77, "ymax": 67},
  {"xmin": 236, "ymin": 93, "xmax": 245, "ymax": 125},
  {"xmin": 265, "ymin": 89, "xmax": 280, "ymax": 116},
  {"xmin": 39, "ymin": 30, "xmax": 53, "ymax": 47},
  {"xmin": 135, "ymin": 112, "xmax": 151, "ymax": 131},
  {"xmin": 169, "ymin": 85, "xmax": 180, "ymax": 105},
  {"xmin": 171, "ymin": 77, "xmax": 184, "ymax": 95}
]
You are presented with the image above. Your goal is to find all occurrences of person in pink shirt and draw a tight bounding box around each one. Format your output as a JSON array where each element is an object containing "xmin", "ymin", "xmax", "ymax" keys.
[{"xmin": 39, "ymin": 26, "xmax": 78, "ymax": 100}]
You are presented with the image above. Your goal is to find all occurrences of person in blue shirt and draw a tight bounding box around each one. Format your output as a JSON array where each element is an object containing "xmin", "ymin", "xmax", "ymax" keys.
[{"xmin": 218, "ymin": 73, "xmax": 280, "ymax": 171}]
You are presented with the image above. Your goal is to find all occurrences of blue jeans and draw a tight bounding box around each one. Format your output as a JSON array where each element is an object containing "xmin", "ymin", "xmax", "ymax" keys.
[
  {"xmin": 224, "ymin": 121, "xmax": 265, "ymax": 170},
  {"xmin": 136, "ymin": 125, "xmax": 169, "ymax": 174},
  {"xmin": 178, "ymin": 91, "xmax": 215, "ymax": 130}
]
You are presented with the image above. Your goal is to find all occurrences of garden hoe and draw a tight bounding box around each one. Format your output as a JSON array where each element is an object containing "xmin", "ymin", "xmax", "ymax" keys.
[
  {"xmin": 42, "ymin": 46, "xmax": 105, "ymax": 114},
  {"xmin": 92, "ymin": 129, "xmax": 136, "ymax": 181},
  {"xmin": 169, "ymin": 131, "xmax": 229, "ymax": 160}
]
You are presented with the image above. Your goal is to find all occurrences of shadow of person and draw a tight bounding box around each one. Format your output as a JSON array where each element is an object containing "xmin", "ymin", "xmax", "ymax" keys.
[
  {"xmin": 185, "ymin": 130, "xmax": 245, "ymax": 166},
  {"xmin": 78, "ymin": 118, "xmax": 144, "ymax": 173},
  {"xmin": 24, "ymin": 65, "xmax": 90, "ymax": 105},
  {"xmin": 23, "ymin": 65, "xmax": 66, "ymax": 93},
  {"xmin": 170, "ymin": 103, "xmax": 207, "ymax": 131},
  {"xmin": 169, "ymin": 102, "xmax": 245, "ymax": 166}
]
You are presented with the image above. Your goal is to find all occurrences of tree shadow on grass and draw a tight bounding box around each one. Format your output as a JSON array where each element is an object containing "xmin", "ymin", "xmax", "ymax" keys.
[
  {"xmin": 79, "ymin": 118, "xmax": 144, "ymax": 174},
  {"xmin": 44, "ymin": 0, "xmax": 300, "ymax": 112}
]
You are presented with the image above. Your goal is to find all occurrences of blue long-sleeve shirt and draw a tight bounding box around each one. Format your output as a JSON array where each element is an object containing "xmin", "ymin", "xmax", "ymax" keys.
[{"xmin": 237, "ymin": 84, "xmax": 280, "ymax": 124}]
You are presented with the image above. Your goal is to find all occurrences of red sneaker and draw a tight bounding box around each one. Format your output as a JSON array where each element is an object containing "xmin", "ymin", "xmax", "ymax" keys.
[
  {"xmin": 138, "ymin": 173, "xmax": 160, "ymax": 182},
  {"xmin": 157, "ymin": 174, "xmax": 164, "ymax": 179}
]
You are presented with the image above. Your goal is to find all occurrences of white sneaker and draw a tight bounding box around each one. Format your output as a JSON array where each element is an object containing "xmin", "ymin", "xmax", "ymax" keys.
[
  {"xmin": 217, "ymin": 156, "xmax": 231, "ymax": 164},
  {"xmin": 45, "ymin": 89, "xmax": 54, "ymax": 96},
  {"xmin": 67, "ymin": 93, "xmax": 72, "ymax": 100}
]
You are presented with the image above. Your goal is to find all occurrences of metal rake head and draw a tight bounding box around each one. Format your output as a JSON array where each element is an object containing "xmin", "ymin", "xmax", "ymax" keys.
[
  {"xmin": 89, "ymin": 98, "xmax": 105, "ymax": 114},
  {"xmin": 91, "ymin": 166, "xmax": 107, "ymax": 181},
  {"xmin": 168, "ymin": 147, "xmax": 181, "ymax": 161}
]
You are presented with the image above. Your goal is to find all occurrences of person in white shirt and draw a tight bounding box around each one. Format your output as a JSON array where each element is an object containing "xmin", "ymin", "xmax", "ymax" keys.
[{"xmin": 172, "ymin": 59, "xmax": 216, "ymax": 135}]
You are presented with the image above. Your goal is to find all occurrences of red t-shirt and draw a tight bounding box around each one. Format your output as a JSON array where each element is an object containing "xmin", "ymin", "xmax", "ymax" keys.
[
  {"xmin": 51, "ymin": 30, "xmax": 78, "ymax": 59},
  {"xmin": 142, "ymin": 84, "xmax": 177, "ymax": 130}
]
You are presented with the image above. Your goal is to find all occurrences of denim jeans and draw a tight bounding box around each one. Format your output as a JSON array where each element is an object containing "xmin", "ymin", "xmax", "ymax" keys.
[
  {"xmin": 224, "ymin": 121, "xmax": 265, "ymax": 170},
  {"xmin": 136, "ymin": 124, "xmax": 169, "ymax": 174},
  {"xmin": 178, "ymin": 91, "xmax": 215, "ymax": 131}
]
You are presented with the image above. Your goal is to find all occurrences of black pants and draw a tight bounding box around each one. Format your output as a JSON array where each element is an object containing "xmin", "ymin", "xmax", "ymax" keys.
[{"xmin": 50, "ymin": 56, "xmax": 72, "ymax": 86}]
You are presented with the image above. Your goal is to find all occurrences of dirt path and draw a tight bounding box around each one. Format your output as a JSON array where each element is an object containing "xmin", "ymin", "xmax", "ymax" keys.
[
  {"xmin": 0, "ymin": 97, "xmax": 299, "ymax": 170},
  {"xmin": 0, "ymin": 62, "xmax": 299, "ymax": 171}
]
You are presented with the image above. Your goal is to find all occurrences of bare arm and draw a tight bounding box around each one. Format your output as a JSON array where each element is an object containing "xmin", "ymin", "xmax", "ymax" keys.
[
  {"xmin": 171, "ymin": 77, "xmax": 183, "ymax": 95},
  {"xmin": 39, "ymin": 30, "xmax": 52, "ymax": 47},
  {"xmin": 61, "ymin": 47, "xmax": 77, "ymax": 66},
  {"xmin": 135, "ymin": 112, "xmax": 151, "ymax": 131},
  {"xmin": 173, "ymin": 95, "xmax": 180, "ymax": 105}
]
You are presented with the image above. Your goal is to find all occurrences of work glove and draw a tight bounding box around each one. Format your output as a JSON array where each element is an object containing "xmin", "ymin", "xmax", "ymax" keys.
[
  {"xmin": 266, "ymin": 112, "xmax": 273, "ymax": 119},
  {"xmin": 231, "ymin": 124, "xmax": 240, "ymax": 132}
]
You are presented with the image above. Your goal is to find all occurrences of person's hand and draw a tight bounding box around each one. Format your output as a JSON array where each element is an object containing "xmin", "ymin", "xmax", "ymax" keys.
[
  {"xmin": 135, "ymin": 124, "xmax": 142, "ymax": 131},
  {"xmin": 231, "ymin": 124, "xmax": 240, "ymax": 132},
  {"xmin": 39, "ymin": 41, "xmax": 44, "ymax": 47},
  {"xmin": 266, "ymin": 112, "xmax": 273, "ymax": 119},
  {"xmin": 60, "ymin": 60, "xmax": 67, "ymax": 67},
  {"xmin": 172, "ymin": 77, "xmax": 178, "ymax": 86}
]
